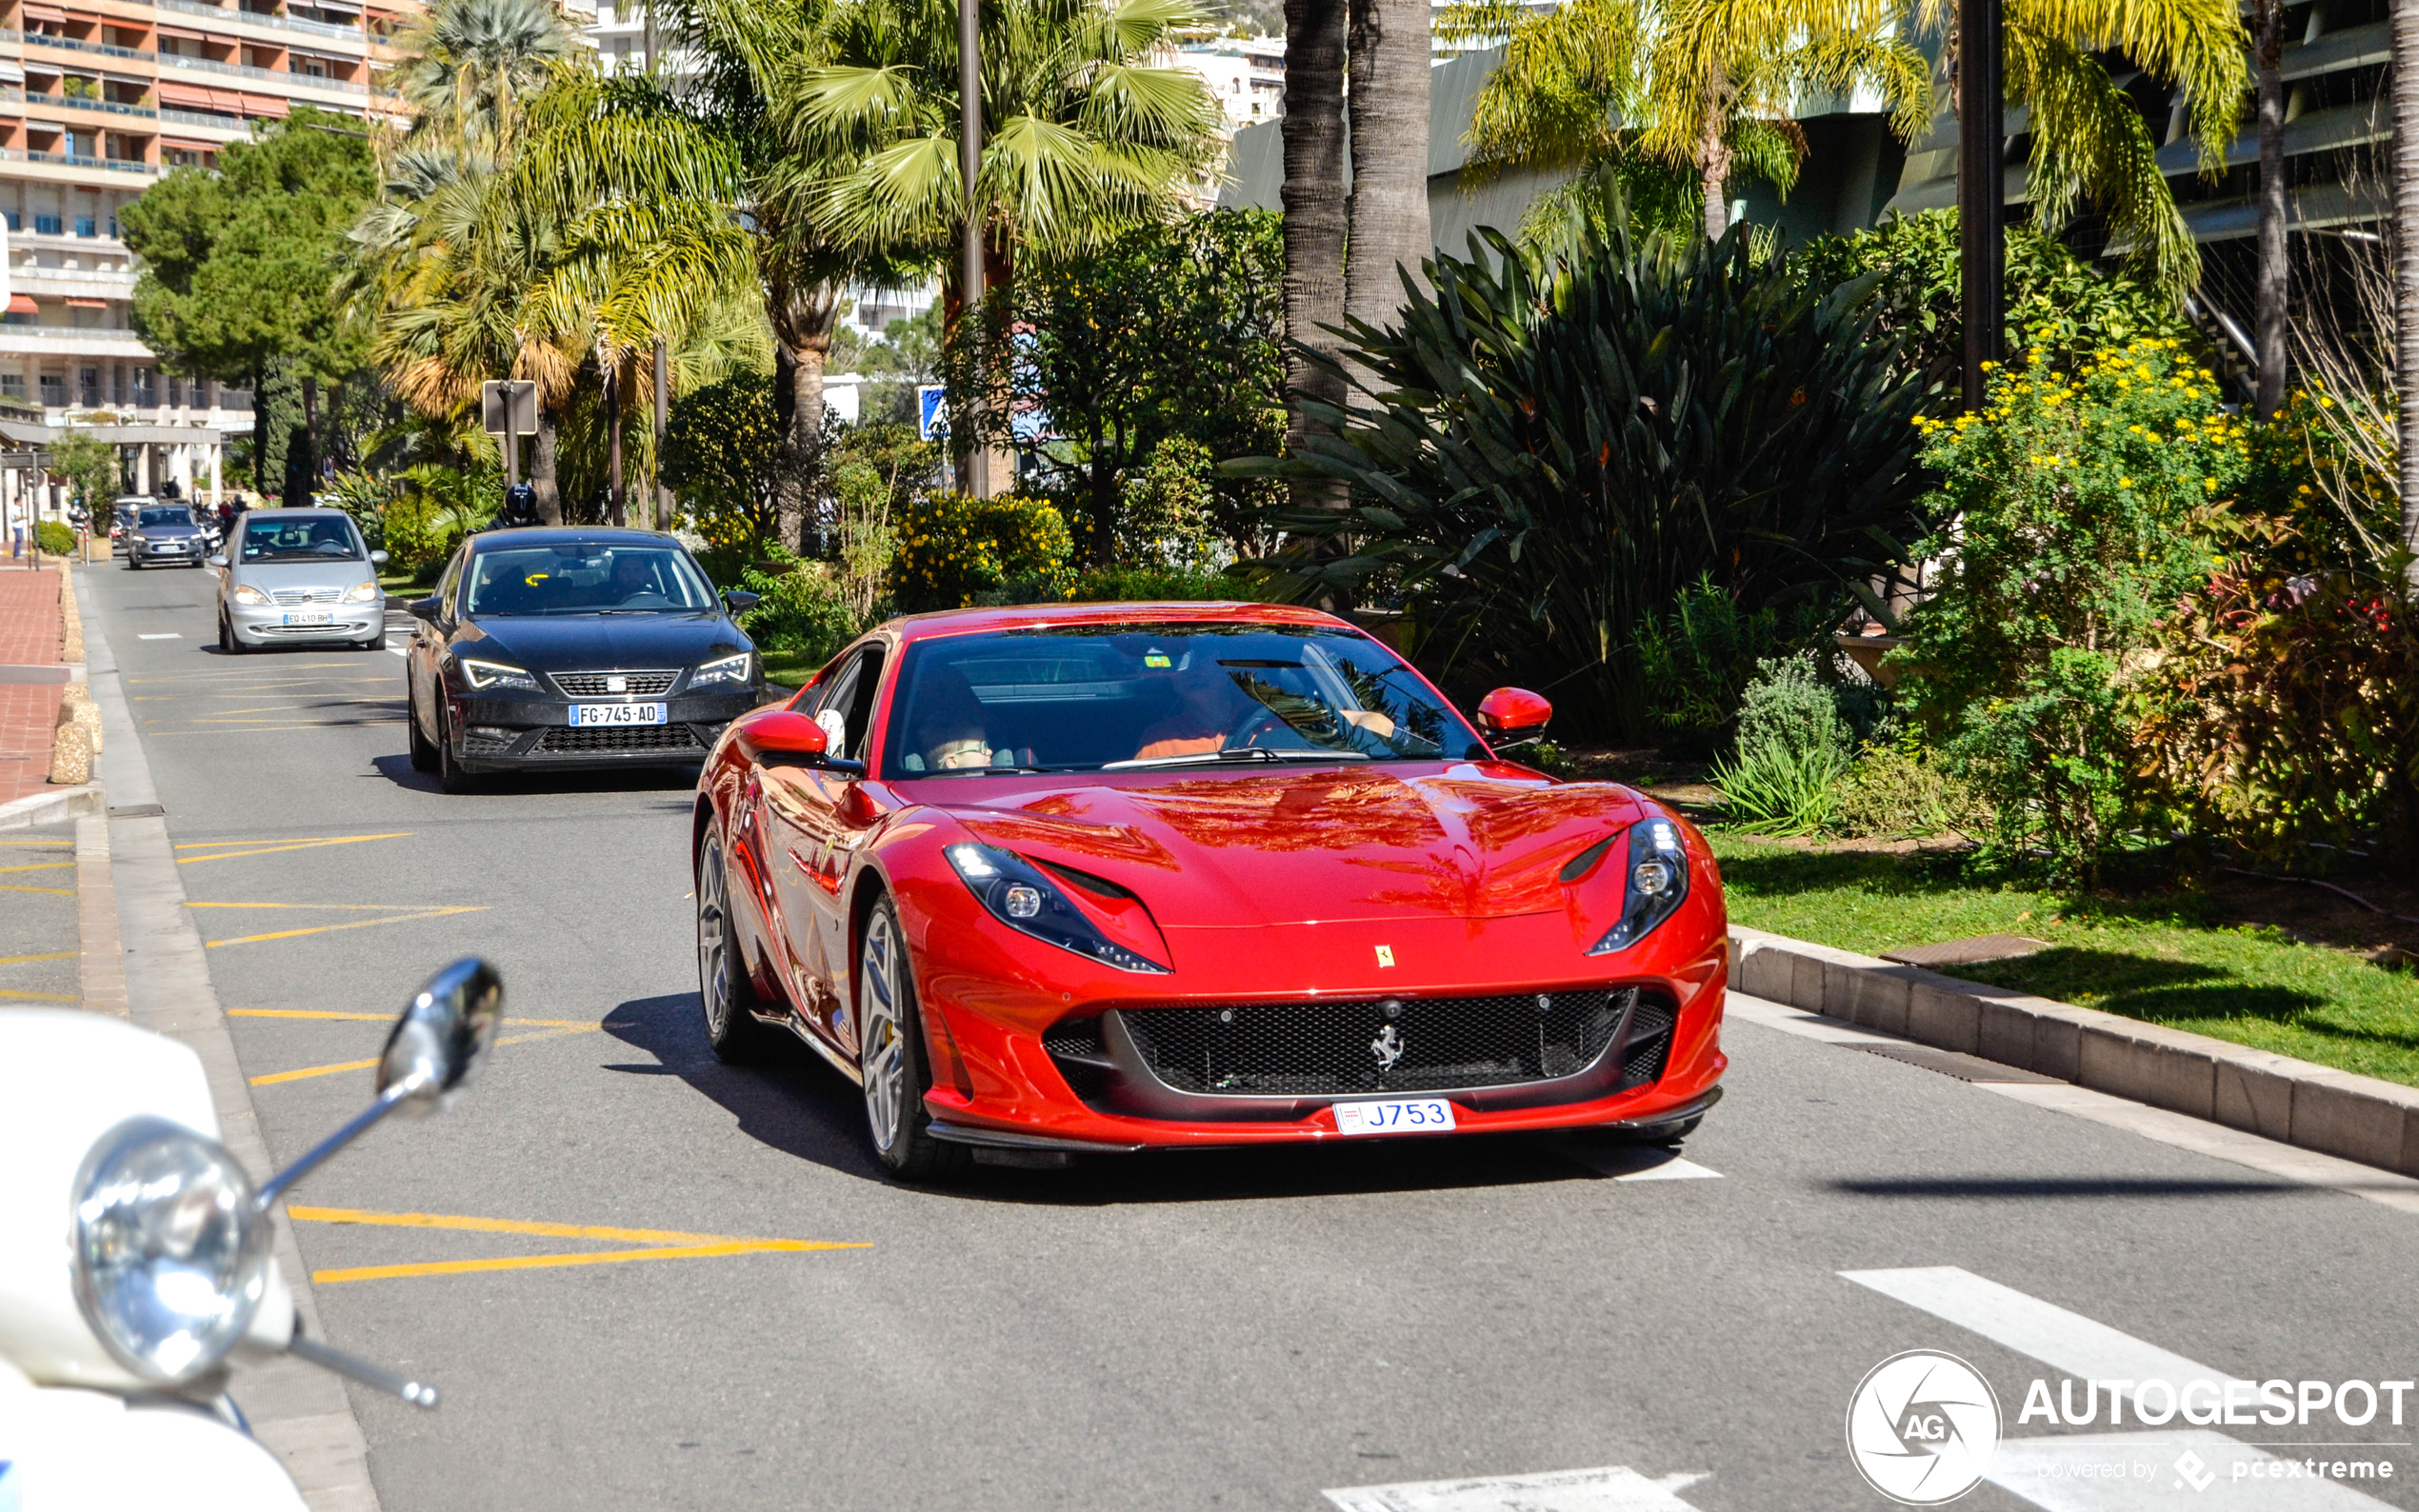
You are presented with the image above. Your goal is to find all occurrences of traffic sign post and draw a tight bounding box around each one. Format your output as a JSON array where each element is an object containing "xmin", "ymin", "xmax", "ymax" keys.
[{"xmin": 481, "ymin": 380, "xmax": 539, "ymax": 487}]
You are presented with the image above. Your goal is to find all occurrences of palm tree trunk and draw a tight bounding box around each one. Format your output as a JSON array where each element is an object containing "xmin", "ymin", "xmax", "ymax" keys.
[
  {"xmin": 531, "ymin": 408, "xmax": 564, "ymax": 526},
  {"xmin": 2400, "ymin": 0, "xmax": 2419, "ymax": 587},
  {"xmin": 1281, "ymin": 0, "xmax": 1348, "ymax": 510},
  {"xmin": 2254, "ymin": 0, "xmax": 2289, "ymax": 419},
  {"xmin": 1697, "ymin": 79, "xmax": 1732, "ymax": 241},
  {"xmin": 250, "ymin": 357, "xmax": 267, "ymax": 502},
  {"xmin": 608, "ymin": 355, "xmax": 625, "ymax": 527},
  {"xmin": 771, "ymin": 287, "xmax": 837, "ymax": 554},
  {"xmin": 1344, "ymin": 0, "xmax": 1431, "ymax": 344}
]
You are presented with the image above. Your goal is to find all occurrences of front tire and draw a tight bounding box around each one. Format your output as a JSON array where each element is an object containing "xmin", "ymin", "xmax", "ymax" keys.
[
  {"xmin": 856, "ymin": 897, "xmax": 967, "ymax": 1182},
  {"xmin": 435, "ymin": 700, "xmax": 480, "ymax": 794},
  {"xmin": 696, "ymin": 833, "xmax": 780, "ymax": 1063},
  {"xmin": 218, "ymin": 612, "xmax": 247, "ymax": 656},
  {"xmin": 406, "ymin": 683, "xmax": 437, "ymax": 772}
]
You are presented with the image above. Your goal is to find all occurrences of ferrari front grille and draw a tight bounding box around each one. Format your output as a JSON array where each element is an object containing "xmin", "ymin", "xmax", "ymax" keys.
[
  {"xmin": 552, "ymin": 669, "xmax": 680, "ymax": 697},
  {"xmin": 537, "ymin": 724, "xmax": 700, "ymax": 753},
  {"xmin": 1060, "ymin": 988, "xmax": 1675, "ymax": 1099}
]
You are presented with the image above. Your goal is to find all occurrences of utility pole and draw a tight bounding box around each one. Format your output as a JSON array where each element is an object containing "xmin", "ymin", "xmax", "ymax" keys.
[
  {"xmin": 652, "ymin": 338, "xmax": 670, "ymax": 531},
  {"xmin": 958, "ymin": 0, "xmax": 986, "ymax": 498},
  {"xmin": 2396, "ymin": 0, "xmax": 2419, "ymax": 586},
  {"xmin": 1958, "ymin": 0, "xmax": 2004, "ymax": 413},
  {"xmin": 607, "ymin": 357, "xmax": 626, "ymax": 527}
]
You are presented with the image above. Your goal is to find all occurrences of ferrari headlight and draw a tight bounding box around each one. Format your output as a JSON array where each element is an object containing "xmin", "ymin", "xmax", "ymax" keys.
[
  {"xmin": 1586, "ymin": 817, "xmax": 1691, "ymax": 955},
  {"xmin": 345, "ymin": 579, "xmax": 380, "ymax": 603},
  {"xmin": 230, "ymin": 584, "xmax": 270, "ymax": 606},
  {"xmin": 70, "ymin": 1117, "xmax": 270, "ymax": 1384},
  {"xmin": 458, "ymin": 658, "xmax": 539, "ymax": 691},
  {"xmin": 692, "ymin": 651, "xmax": 752, "ymax": 686},
  {"xmin": 945, "ymin": 842, "xmax": 1169, "ymax": 973}
]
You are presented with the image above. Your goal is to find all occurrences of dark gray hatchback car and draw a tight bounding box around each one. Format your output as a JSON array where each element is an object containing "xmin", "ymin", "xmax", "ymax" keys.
[{"xmin": 123, "ymin": 502, "xmax": 210, "ymax": 568}]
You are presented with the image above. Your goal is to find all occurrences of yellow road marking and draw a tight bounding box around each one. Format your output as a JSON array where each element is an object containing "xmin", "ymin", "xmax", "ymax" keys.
[
  {"xmin": 176, "ymin": 833, "xmax": 410, "ymax": 865},
  {"xmin": 0, "ymin": 861, "xmax": 70, "ymax": 874},
  {"xmin": 204, "ymin": 905, "xmax": 487, "ymax": 948},
  {"xmin": 0, "ymin": 885, "xmax": 73, "ymax": 896},
  {"xmin": 149, "ymin": 726, "xmax": 351, "ymax": 735},
  {"xmin": 310, "ymin": 1240, "xmax": 865, "ymax": 1285},
  {"xmin": 249, "ymin": 1025, "xmax": 600, "ymax": 1084},
  {"xmin": 0, "ymin": 987, "xmax": 77, "ymax": 1003},
  {"xmin": 230, "ymin": 1008, "xmax": 594, "ymax": 1026},
  {"xmin": 191, "ymin": 901, "xmax": 464, "ymax": 910},
  {"xmin": 0, "ymin": 951, "xmax": 76, "ymax": 965},
  {"xmin": 0, "ymin": 841, "xmax": 71, "ymax": 848},
  {"xmin": 290, "ymin": 1206, "xmax": 754, "ymax": 1245}
]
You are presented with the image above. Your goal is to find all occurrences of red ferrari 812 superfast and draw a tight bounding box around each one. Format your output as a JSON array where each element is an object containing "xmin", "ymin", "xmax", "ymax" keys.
[{"xmin": 691, "ymin": 601, "xmax": 1727, "ymax": 1180}]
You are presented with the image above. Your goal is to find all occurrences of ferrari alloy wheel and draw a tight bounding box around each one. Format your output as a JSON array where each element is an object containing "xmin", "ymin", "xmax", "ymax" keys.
[
  {"xmin": 856, "ymin": 897, "xmax": 965, "ymax": 1182},
  {"xmin": 696, "ymin": 833, "xmax": 776, "ymax": 1063}
]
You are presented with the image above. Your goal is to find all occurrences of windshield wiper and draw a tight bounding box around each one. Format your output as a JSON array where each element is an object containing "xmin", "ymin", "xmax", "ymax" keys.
[{"xmin": 1102, "ymin": 747, "xmax": 1371, "ymax": 770}]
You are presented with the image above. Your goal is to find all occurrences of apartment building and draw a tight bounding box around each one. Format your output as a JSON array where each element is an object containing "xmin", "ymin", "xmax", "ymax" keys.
[{"xmin": 0, "ymin": 0, "xmax": 413, "ymax": 521}]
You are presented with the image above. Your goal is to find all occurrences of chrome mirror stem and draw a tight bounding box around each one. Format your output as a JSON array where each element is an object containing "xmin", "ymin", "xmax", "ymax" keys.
[
  {"xmin": 252, "ymin": 1073, "xmax": 425, "ymax": 1211},
  {"xmin": 288, "ymin": 1332, "xmax": 439, "ymax": 1408}
]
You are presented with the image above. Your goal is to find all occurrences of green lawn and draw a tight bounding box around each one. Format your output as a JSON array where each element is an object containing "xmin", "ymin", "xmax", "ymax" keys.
[
  {"xmin": 759, "ymin": 647, "xmax": 821, "ymax": 692},
  {"xmin": 1709, "ymin": 833, "xmax": 2419, "ymax": 1087}
]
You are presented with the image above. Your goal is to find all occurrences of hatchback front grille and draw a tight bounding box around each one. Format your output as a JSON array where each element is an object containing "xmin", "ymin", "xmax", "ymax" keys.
[
  {"xmin": 537, "ymin": 724, "xmax": 700, "ymax": 753},
  {"xmin": 552, "ymin": 669, "xmax": 679, "ymax": 698},
  {"xmin": 1052, "ymin": 988, "xmax": 1675, "ymax": 1100},
  {"xmin": 270, "ymin": 587, "xmax": 343, "ymax": 606}
]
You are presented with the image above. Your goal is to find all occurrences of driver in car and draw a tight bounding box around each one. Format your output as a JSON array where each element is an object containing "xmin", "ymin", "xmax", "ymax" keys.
[
  {"xmin": 1132, "ymin": 652, "xmax": 1262, "ymax": 760},
  {"xmin": 605, "ymin": 553, "xmax": 659, "ymax": 605}
]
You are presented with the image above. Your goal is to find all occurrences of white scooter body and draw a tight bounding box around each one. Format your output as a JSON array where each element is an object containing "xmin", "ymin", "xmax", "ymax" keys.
[{"xmin": 0, "ymin": 1011, "xmax": 307, "ymax": 1510}]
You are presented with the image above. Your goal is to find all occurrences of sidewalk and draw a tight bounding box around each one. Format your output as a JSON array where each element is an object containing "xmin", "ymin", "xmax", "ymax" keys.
[{"xmin": 0, "ymin": 561, "xmax": 67, "ymax": 808}]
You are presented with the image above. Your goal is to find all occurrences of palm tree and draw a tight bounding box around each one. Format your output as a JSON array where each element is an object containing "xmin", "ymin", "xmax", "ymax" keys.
[
  {"xmin": 1280, "ymin": 0, "xmax": 1348, "ymax": 507},
  {"xmin": 1439, "ymin": 0, "xmax": 1930, "ymax": 245},
  {"xmin": 2250, "ymin": 0, "xmax": 2288, "ymax": 418},
  {"xmin": 2397, "ymin": 0, "xmax": 2419, "ymax": 585},
  {"xmin": 1922, "ymin": 0, "xmax": 2246, "ymax": 300},
  {"xmin": 790, "ymin": 0, "xmax": 1221, "ymax": 481},
  {"xmin": 388, "ymin": 0, "xmax": 583, "ymax": 149},
  {"xmin": 1345, "ymin": 0, "xmax": 1434, "ymax": 336}
]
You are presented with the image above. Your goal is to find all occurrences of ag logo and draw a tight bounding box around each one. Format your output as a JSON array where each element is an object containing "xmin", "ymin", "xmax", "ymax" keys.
[{"xmin": 1846, "ymin": 1350, "xmax": 2000, "ymax": 1504}]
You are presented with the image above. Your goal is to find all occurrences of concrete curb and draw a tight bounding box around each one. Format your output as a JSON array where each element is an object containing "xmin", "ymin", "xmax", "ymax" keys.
[
  {"xmin": 79, "ymin": 567, "xmax": 384, "ymax": 1512},
  {"xmin": 0, "ymin": 781, "xmax": 102, "ymax": 829},
  {"xmin": 1729, "ymin": 925, "xmax": 2419, "ymax": 1181}
]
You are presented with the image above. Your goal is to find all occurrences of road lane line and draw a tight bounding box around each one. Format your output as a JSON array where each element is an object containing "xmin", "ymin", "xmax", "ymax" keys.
[
  {"xmin": 0, "ymin": 884, "xmax": 73, "ymax": 895},
  {"xmin": 0, "ymin": 951, "xmax": 75, "ymax": 965},
  {"xmin": 175, "ymin": 832, "xmax": 412, "ymax": 864},
  {"xmin": 387, "ymin": 645, "xmax": 407, "ymax": 657},
  {"xmin": 0, "ymin": 987, "xmax": 77, "ymax": 1003},
  {"xmin": 203, "ymin": 905, "xmax": 487, "ymax": 947},
  {"xmin": 0, "ymin": 860, "xmax": 71, "ymax": 873},
  {"xmin": 136, "ymin": 632, "xmax": 182, "ymax": 639},
  {"xmin": 290, "ymin": 1206, "xmax": 765, "ymax": 1245},
  {"xmin": 250, "ymin": 1025, "xmax": 601, "ymax": 1084},
  {"xmin": 191, "ymin": 901, "xmax": 472, "ymax": 910},
  {"xmin": 309, "ymin": 1239, "xmax": 870, "ymax": 1285},
  {"xmin": 231, "ymin": 1008, "xmax": 595, "ymax": 1026},
  {"xmin": 1550, "ymin": 1140, "xmax": 1724, "ymax": 1182},
  {"xmin": 1841, "ymin": 1267, "xmax": 2226, "ymax": 1387},
  {"xmin": 1323, "ymin": 1466, "xmax": 1709, "ymax": 1510}
]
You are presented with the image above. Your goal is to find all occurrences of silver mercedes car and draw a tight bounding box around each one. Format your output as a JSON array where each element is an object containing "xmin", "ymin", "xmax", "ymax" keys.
[{"xmin": 210, "ymin": 507, "xmax": 390, "ymax": 654}]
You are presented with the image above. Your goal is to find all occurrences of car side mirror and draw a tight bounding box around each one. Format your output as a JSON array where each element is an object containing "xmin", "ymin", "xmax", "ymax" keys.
[
  {"xmin": 370, "ymin": 549, "xmax": 390, "ymax": 567},
  {"xmin": 207, "ymin": 554, "xmax": 228, "ymax": 568},
  {"xmin": 723, "ymin": 589, "xmax": 760, "ymax": 613},
  {"xmin": 407, "ymin": 597, "xmax": 442, "ymax": 624},
  {"xmin": 736, "ymin": 709, "xmax": 868, "ymax": 778},
  {"xmin": 1476, "ymin": 687, "xmax": 1553, "ymax": 748}
]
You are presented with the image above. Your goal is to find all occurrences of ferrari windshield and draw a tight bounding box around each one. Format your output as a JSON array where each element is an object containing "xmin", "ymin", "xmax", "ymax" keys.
[
  {"xmin": 465, "ymin": 545, "xmax": 716, "ymax": 616},
  {"xmin": 879, "ymin": 623, "xmax": 1489, "ymax": 777}
]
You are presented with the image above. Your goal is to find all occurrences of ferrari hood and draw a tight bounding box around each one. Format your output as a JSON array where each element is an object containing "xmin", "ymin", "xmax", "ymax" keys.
[{"xmin": 942, "ymin": 766, "xmax": 1649, "ymax": 927}]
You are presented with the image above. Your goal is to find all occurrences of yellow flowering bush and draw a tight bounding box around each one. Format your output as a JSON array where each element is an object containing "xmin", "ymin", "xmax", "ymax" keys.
[{"xmin": 890, "ymin": 491, "xmax": 1074, "ymax": 611}]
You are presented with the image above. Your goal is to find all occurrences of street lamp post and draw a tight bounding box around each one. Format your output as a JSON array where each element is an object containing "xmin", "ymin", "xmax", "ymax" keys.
[{"xmin": 1958, "ymin": 0, "xmax": 2004, "ymax": 413}]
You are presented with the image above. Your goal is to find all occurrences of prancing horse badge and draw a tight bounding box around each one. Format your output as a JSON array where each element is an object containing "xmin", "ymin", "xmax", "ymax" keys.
[{"xmin": 1374, "ymin": 945, "xmax": 1395, "ymax": 968}]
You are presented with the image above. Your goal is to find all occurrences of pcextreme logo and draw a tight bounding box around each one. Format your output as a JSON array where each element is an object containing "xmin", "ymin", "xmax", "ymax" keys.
[{"xmin": 1846, "ymin": 1351, "xmax": 2003, "ymax": 1505}]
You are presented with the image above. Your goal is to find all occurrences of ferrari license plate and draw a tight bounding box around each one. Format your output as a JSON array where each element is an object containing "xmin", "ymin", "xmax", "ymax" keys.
[
  {"xmin": 570, "ymin": 703, "xmax": 668, "ymax": 726},
  {"xmin": 1333, "ymin": 1098, "xmax": 1457, "ymax": 1136},
  {"xmin": 280, "ymin": 611, "xmax": 331, "ymax": 625}
]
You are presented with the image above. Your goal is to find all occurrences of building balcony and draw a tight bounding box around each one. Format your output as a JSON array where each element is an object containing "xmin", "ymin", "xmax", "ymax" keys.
[
  {"xmin": 15, "ymin": 29, "xmax": 157, "ymax": 63},
  {"xmin": 159, "ymin": 0, "xmax": 369, "ymax": 44},
  {"xmin": 159, "ymin": 51, "xmax": 370, "ymax": 94},
  {"xmin": 25, "ymin": 91, "xmax": 160, "ymax": 120}
]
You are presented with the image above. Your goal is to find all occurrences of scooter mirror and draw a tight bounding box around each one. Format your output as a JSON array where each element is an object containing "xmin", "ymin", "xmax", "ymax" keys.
[{"xmin": 378, "ymin": 958, "xmax": 506, "ymax": 1111}]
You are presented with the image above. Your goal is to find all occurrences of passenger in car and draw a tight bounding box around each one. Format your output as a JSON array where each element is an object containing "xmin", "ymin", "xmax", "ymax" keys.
[
  {"xmin": 1132, "ymin": 652, "xmax": 1257, "ymax": 760},
  {"xmin": 911, "ymin": 664, "xmax": 994, "ymax": 770}
]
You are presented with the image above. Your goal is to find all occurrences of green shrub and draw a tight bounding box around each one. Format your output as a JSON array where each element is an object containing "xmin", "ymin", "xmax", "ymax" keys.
[
  {"xmin": 1067, "ymin": 563, "xmax": 1260, "ymax": 603},
  {"xmin": 1712, "ymin": 740, "xmax": 1851, "ymax": 835},
  {"xmin": 664, "ymin": 372, "xmax": 779, "ymax": 576},
  {"xmin": 1896, "ymin": 341, "xmax": 2243, "ymax": 881},
  {"xmin": 1632, "ymin": 576, "xmax": 1800, "ymax": 753},
  {"xmin": 737, "ymin": 554, "xmax": 857, "ymax": 664},
  {"xmin": 35, "ymin": 519, "xmax": 75, "ymax": 556},
  {"xmin": 1829, "ymin": 741, "xmax": 1986, "ymax": 839},
  {"xmin": 1117, "ymin": 438, "xmax": 1222, "ymax": 570},
  {"xmin": 1264, "ymin": 209, "xmax": 1929, "ymax": 739},
  {"xmin": 1734, "ymin": 651, "xmax": 1856, "ymax": 766},
  {"xmin": 890, "ymin": 492, "xmax": 1073, "ymax": 611}
]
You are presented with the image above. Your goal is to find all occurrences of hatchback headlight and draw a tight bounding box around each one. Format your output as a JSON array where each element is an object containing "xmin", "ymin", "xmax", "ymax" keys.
[
  {"xmin": 1586, "ymin": 816, "xmax": 1691, "ymax": 955},
  {"xmin": 70, "ymin": 1116, "xmax": 270, "ymax": 1384},
  {"xmin": 692, "ymin": 651, "xmax": 751, "ymax": 687},
  {"xmin": 345, "ymin": 579, "xmax": 380, "ymax": 603},
  {"xmin": 230, "ymin": 584, "xmax": 270, "ymax": 606},
  {"xmin": 458, "ymin": 658, "xmax": 539, "ymax": 691}
]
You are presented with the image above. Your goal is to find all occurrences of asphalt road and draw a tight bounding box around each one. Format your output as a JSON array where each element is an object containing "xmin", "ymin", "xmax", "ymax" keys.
[{"xmin": 75, "ymin": 556, "xmax": 2419, "ymax": 1512}]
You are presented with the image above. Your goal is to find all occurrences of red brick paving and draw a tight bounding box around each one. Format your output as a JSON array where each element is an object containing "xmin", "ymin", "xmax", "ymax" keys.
[{"xmin": 0, "ymin": 565, "xmax": 66, "ymax": 807}]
